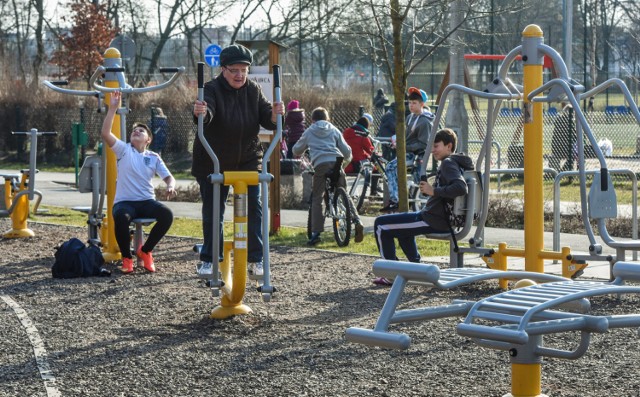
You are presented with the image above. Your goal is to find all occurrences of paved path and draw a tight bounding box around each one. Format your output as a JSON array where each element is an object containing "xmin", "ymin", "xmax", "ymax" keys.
[{"xmin": 3, "ymin": 169, "xmax": 638, "ymax": 280}]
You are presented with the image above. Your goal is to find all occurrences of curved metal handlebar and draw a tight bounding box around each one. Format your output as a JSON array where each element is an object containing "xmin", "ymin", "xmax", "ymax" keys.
[
  {"xmin": 90, "ymin": 65, "xmax": 185, "ymax": 94},
  {"xmin": 12, "ymin": 131, "xmax": 57, "ymax": 136},
  {"xmin": 42, "ymin": 80, "xmax": 99, "ymax": 97}
]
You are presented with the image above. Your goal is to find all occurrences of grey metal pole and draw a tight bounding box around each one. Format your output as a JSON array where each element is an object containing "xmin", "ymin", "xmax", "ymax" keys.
[
  {"xmin": 445, "ymin": 0, "xmax": 469, "ymax": 153},
  {"xmin": 197, "ymin": 62, "xmax": 222, "ymax": 287}
]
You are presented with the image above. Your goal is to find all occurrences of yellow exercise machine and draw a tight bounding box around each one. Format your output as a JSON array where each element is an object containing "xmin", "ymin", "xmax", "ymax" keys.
[
  {"xmin": 43, "ymin": 48, "xmax": 183, "ymax": 261},
  {"xmin": 1, "ymin": 129, "xmax": 57, "ymax": 238},
  {"xmin": 195, "ymin": 62, "xmax": 282, "ymax": 319}
]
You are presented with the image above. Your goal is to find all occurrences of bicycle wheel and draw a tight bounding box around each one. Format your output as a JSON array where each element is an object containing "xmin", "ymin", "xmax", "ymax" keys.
[
  {"xmin": 409, "ymin": 184, "xmax": 429, "ymax": 212},
  {"xmin": 332, "ymin": 187, "xmax": 352, "ymax": 247},
  {"xmin": 349, "ymin": 168, "xmax": 370, "ymax": 211}
]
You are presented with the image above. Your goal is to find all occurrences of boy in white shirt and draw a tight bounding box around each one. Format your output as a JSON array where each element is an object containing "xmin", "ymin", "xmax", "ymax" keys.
[{"xmin": 101, "ymin": 91, "xmax": 177, "ymax": 274}]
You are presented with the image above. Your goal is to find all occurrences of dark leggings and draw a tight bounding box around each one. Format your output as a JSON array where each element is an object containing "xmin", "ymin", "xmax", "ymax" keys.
[{"xmin": 112, "ymin": 200, "xmax": 174, "ymax": 258}]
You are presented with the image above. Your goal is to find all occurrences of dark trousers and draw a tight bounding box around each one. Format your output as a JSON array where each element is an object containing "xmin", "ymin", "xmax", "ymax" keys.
[
  {"xmin": 373, "ymin": 211, "xmax": 442, "ymax": 262},
  {"xmin": 197, "ymin": 177, "xmax": 263, "ymax": 263},
  {"xmin": 112, "ymin": 200, "xmax": 174, "ymax": 259}
]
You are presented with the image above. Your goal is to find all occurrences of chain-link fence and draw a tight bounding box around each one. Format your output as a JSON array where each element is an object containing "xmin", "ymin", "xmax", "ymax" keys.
[
  {"xmin": 1, "ymin": 103, "xmax": 639, "ymax": 179},
  {"xmin": 458, "ymin": 107, "xmax": 640, "ymax": 179}
]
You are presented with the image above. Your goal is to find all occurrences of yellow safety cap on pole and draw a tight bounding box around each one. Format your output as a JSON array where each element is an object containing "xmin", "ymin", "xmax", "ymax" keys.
[
  {"xmin": 522, "ymin": 24, "xmax": 543, "ymax": 38},
  {"xmin": 104, "ymin": 47, "xmax": 121, "ymax": 58}
]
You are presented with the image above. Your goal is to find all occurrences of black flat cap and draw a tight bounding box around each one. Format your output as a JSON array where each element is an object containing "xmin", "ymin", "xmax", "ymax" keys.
[{"xmin": 220, "ymin": 44, "xmax": 253, "ymax": 67}]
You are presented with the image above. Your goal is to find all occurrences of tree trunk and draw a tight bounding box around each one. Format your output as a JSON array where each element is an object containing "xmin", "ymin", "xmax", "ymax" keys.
[{"xmin": 390, "ymin": 0, "xmax": 408, "ymax": 212}]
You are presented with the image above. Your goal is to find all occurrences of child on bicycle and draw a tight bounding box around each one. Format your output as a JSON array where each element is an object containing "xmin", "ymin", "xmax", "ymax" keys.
[
  {"xmin": 292, "ymin": 107, "xmax": 365, "ymax": 246},
  {"xmin": 343, "ymin": 114, "xmax": 374, "ymax": 174},
  {"xmin": 380, "ymin": 87, "xmax": 435, "ymax": 212}
]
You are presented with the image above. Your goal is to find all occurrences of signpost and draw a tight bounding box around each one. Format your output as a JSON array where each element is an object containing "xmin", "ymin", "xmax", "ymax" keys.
[{"xmin": 204, "ymin": 44, "xmax": 222, "ymax": 67}]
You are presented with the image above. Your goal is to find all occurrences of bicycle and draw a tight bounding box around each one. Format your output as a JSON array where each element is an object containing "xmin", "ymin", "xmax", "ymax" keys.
[
  {"xmin": 348, "ymin": 137, "xmax": 428, "ymax": 212},
  {"xmin": 406, "ymin": 152, "xmax": 429, "ymax": 212},
  {"xmin": 306, "ymin": 158, "xmax": 353, "ymax": 247},
  {"xmin": 348, "ymin": 138, "xmax": 390, "ymax": 211}
]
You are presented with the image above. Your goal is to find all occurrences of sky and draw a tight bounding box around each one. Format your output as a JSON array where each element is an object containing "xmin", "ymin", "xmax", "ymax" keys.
[{"xmin": 44, "ymin": 0, "xmax": 260, "ymax": 32}]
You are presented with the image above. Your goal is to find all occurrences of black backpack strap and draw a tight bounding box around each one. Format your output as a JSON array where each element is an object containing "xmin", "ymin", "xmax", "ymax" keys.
[
  {"xmin": 443, "ymin": 164, "xmax": 467, "ymax": 253},
  {"xmin": 443, "ymin": 199, "xmax": 459, "ymax": 253}
]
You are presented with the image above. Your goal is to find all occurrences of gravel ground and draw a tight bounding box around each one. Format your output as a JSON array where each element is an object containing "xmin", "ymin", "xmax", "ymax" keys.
[{"xmin": 1, "ymin": 219, "xmax": 640, "ymax": 397}]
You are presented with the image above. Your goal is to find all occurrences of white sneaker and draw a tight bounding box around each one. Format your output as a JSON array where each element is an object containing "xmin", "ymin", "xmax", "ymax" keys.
[
  {"xmin": 250, "ymin": 261, "xmax": 264, "ymax": 277},
  {"xmin": 196, "ymin": 261, "xmax": 213, "ymax": 277}
]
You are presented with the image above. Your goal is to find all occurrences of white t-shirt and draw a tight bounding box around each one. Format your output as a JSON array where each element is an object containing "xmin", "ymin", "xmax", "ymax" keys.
[{"xmin": 111, "ymin": 139, "xmax": 172, "ymax": 203}]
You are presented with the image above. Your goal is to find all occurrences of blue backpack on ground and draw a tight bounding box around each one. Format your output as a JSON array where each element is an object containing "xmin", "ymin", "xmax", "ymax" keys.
[{"xmin": 51, "ymin": 238, "xmax": 110, "ymax": 278}]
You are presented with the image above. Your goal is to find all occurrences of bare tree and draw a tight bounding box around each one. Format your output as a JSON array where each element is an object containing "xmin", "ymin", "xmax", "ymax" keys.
[
  {"xmin": 8, "ymin": 0, "xmax": 29, "ymax": 83},
  {"xmin": 340, "ymin": 0, "xmax": 483, "ymax": 211},
  {"xmin": 30, "ymin": 0, "xmax": 46, "ymax": 88}
]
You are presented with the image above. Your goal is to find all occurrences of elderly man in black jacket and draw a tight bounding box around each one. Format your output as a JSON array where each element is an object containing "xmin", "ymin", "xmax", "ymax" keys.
[{"xmin": 192, "ymin": 43, "xmax": 284, "ymax": 278}]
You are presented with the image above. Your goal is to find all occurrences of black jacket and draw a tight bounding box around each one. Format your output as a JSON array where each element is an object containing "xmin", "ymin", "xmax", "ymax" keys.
[
  {"xmin": 191, "ymin": 74, "xmax": 276, "ymax": 177},
  {"xmin": 377, "ymin": 107, "xmax": 396, "ymax": 138},
  {"xmin": 420, "ymin": 153, "xmax": 474, "ymax": 231}
]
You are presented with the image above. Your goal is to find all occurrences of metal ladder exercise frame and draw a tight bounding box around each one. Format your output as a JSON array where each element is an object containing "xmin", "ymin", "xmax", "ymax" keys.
[{"xmin": 347, "ymin": 260, "xmax": 640, "ymax": 396}]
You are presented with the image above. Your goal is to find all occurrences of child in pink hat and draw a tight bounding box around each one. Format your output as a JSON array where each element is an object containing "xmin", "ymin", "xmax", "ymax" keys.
[{"xmin": 285, "ymin": 99, "xmax": 306, "ymax": 158}]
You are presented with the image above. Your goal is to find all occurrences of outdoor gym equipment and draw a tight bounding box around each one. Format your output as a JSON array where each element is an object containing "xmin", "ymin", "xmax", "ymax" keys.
[
  {"xmin": 349, "ymin": 24, "xmax": 640, "ymax": 397},
  {"xmin": 76, "ymin": 153, "xmax": 103, "ymax": 244},
  {"xmin": 419, "ymin": 23, "xmax": 640, "ymax": 279},
  {"xmin": 195, "ymin": 62, "xmax": 282, "ymax": 319},
  {"xmin": 44, "ymin": 47, "xmax": 184, "ymax": 261},
  {"xmin": 347, "ymin": 258, "xmax": 640, "ymax": 396},
  {"xmin": 1, "ymin": 128, "xmax": 57, "ymax": 238}
]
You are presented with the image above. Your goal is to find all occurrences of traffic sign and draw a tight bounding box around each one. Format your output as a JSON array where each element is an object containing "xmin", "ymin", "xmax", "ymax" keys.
[{"xmin": 204, "ymin": 44, "xmax": 222, "ymax": 67}]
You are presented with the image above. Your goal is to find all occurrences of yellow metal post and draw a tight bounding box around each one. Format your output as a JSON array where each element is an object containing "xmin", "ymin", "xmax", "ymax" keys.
[
  {"xmin": 101, "ymin": 48, "xmax": 123, "ymax": 262},
  {"xmin": 210, "ymin": 171, "xmax": 259, "ymax": 319},
  {"xmin": 508, "ymin": 363, "xmax": 543, "ymax": 397},
  {"xmin": 521, "ymin": 25, "xmax": 545, "ymax": 273}
]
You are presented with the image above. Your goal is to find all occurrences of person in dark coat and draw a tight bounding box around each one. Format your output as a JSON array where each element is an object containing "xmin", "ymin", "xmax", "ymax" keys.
[
  {"xmin": 149, "ymin": 107, "xmax": 168, "ymax": 155},
  {"xmin": 192, "ymin": 43, "xmax": 284, "ymax": 278},
  {"xmin": 284, "ymin": 99, "xmax": 306, "ymax": 158},
  {"xmin": 377, "ymin": 102, "xmax": 397, "ymax": 161},
  {"xmin": 373, "ymin": 88, "xmax": 389, "ymax": 109}
]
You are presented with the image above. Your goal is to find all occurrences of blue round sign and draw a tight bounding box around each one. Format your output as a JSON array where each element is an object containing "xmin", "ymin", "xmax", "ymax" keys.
[{"xmin": 204, "ymin": 44, "xmax": 222, "ymax": 67}]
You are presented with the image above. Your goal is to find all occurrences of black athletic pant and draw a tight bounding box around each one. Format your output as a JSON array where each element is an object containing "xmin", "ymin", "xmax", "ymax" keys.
[{"xmin": 112, "ymin": 199, "xmax": 173, "ymax": 258}]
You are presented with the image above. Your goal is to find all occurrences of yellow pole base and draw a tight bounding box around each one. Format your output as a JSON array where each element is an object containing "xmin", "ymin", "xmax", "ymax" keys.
[
  {"xmin": 510, "ymin": 362, "xmax": 544, "ymax": 397},
  {"xmin": 502, "ymin": 394, "xmax": 548, "ymax": 397},
  {"xmin": 3, "ymin": 228, "xmax": 35, "ymax": 238},
  {"xmin": 103, "ymin": 252, "xmax": 122, "ymax": 263},
  {"xmin": 210, "ymin": 304, "xmax": 252, "ymax": 319}
]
